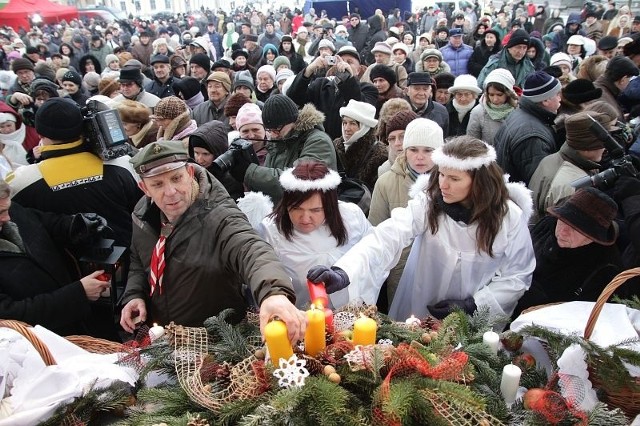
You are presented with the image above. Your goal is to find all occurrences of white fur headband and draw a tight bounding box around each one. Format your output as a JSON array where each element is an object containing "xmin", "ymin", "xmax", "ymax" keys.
[
  {"xmin": 431, "ymin": 143, "xmax": 497, "ymax": 171},
  {"xmin": 279, "ymin": 167, "xmax": 342, "ymax": 192}
]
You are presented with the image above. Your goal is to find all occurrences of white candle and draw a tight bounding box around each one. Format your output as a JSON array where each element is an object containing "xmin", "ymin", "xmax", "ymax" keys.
[
  {"xmin": 405, "ymin": 315, "xmax": 421, "ymax": 328},
  {"xmin": 483, "ymin": 331, "xmax": 500, "ymax": 355},
  {"xmin": 149, "ymin": 323, "xmax": 165, "ymax": 342},
  {"xmin": 500, "ymin": 364, "xmax": 522, "ymax": 406}
]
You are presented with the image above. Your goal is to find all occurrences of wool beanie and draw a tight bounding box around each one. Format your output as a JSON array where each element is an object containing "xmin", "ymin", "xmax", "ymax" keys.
[
  {"xmin": 236, "ymin": 102, "xmax": 264, "ymax": 130},
  {"xmin": 272, "ymin": 56, "xmax": 291, "ymax": 71},
  {"xmin": 549, "ymin": 52, "xmax": 572, "ymax": 69},
  {"xmin": 116, "ymin": 99, "xmax": 151, "ymax": 124},
  {"xmin": 434, "ymin": 72, "xmax": 455, "ymax": 90},
  {"xmin": 370, "ymin": 64, "xmax": 397, "ymax": 87},
  {"xmin": 172, "ymin": 76, "xmax": 201, "ymax": 100},
  {"xmin": 98, "ymin": 77, "xmax": 120, "ymax": 97},
  {"xmin": 190, "ymin": 53, "xmax": 211, "ymax": 73},
  {"xmin": 11, "ymin": 58, "xmax": 35, "ymax": 72},
  {"xmin": 385, "ymin": 110, "xmax": 418, "ymax": 140},
  {"xmin": 62, "ymin": 70, "xmax": 83, "ymax": 86},
  {"xmin": 233, "ymin": 70, "xmax": 255, "ymax": 92},
  {"xmin": 223, "ymin": 92, "xmax": 251, "ymax": 118},
  {"xmin": 562, "ymin": 79, "xmax": 602, "ymax": 105},
  {"xmin": 339, "ymin": 99, "xmax": 378, "ymax": 128},
  {"xmin": 403, "ymin": 118, "xmax": 444, "ymax": 150},
  {"xmin": 35, "ymin": 98, "xmax": 84, "ymax": 141},
  {"xmin": 275, "ymin": 69, "xmax": 294, "ymax": 85},
  {"xmin": 30, "ymin": 78, "xmax": 59, "ymax": 97},
  {"xmin": 34, "ymin": 62, "xmax": 56, "ymax": 82},
  {"xmin": 206, "ymin": 71, "xmax": 232, "ymax": 93},
  {"xmin": 105, "ymin": 53, "xmax": 119, "ymax": 66},
  {"xmin": 153, "ymin": 96, "xmax": 188, "ymax": 120},
  {"xmin": 318, "ymin": 39, "xmax": 336, "ymax": 52},
  {"xmin": 522, "ymin": 71, "xmax": 561, "ymax": 103},
  {"xmin": 257, "ymin": 65, "xmax": 276, "ymax": 82},
  {"xmin": 506, "ymin": 29, "xmax": 530, "ymax": 48},
  {"xmin": 83, "ymin": 71, "xmax": 101, "ymax": 92},
  {"xmin": 605, "ymin": 56, "xmax": 639, "ymax": 82},
  {"xmin": 565, "ymin": 111, "xmax": 610, "ymax": 151},
  {"xmin": 483, "ymin": 68, "xmax": 516, "ymax": 93},
  {"xmin": 262, "ymin": 94, "xmax": 299, "ymax": 129}
]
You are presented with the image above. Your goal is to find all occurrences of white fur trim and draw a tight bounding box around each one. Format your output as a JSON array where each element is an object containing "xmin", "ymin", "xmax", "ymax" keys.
[
  {"xmin": 279, "ymin": 168, "xmax": 342, "ymax": 192},
  {"xmin": 506, "ymin": 180, "xmax": 533, "ymax": 223},
  {"xmin": 431, "ymin": 143, "xmax": 497, "ymax": 171},
  {"xmin": 409, "ymin": 173, "xmax": 431, "ymax": 199},
  {"xmin": 236, "ymin": 191, "xmax": 274, "ymax": 229}
]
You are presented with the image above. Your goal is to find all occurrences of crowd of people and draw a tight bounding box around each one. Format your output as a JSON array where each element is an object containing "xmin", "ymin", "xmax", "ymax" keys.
[{"xmin": 1, "ymin": 0, "xmax": 640, "ymax": 342}]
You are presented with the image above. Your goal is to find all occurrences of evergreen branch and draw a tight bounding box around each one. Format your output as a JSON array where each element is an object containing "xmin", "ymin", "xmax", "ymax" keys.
[
  {"xmin": 134, "ymin": 385, "xmax": 202, "ymax": 417},
  {"xmin": 611, "ymin": 294, "xmax": 640, "ymax": 310},
  {"xmin": 203, "ymin": 310, "xmax": 256, "ymax": 363},
  {"xmin": 216, "ymin": 395, "xmax": 271, "ymax": 426},
  {"xmin": 586, "ymin": 402, "xmax": 629, "ymax": 425}
]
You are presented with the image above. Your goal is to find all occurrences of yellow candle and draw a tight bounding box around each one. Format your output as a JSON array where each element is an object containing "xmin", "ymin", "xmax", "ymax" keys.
[
  {"xmin": 264, "ymin": 320, "xmax": 293, "ymax": 367},
  {"xmin": 305, "ymin": 304, "xmax": 326, "ymax": 357},
  {"xmin": 352, "ymin": 314, "xmax": 377, "ymax": 346}
]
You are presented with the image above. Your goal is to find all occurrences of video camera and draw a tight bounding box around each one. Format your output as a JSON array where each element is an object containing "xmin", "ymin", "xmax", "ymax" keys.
[
  {"xmin": 81, "ymin": 99, "xmax": 132, "ymax": 161},
  {"xmin": 571, "ymin": 115, "xmax": 640, "ymax": 190},
  {"xmin": 211, "ymin": 138, "xmax": 259, "ymax": 175}
]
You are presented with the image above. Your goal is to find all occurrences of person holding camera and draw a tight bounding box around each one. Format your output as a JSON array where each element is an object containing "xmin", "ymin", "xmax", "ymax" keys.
[
  {"xmin": 121, "ymin": 140, "xmax": 306, "ymax": 343},
  {"xmin": 226, "ymin": 94, "xmax": 337, "ymax": 204},
  {"xmin": 5, "ymin": 98, "xmax": 142, "ymax": 248}
]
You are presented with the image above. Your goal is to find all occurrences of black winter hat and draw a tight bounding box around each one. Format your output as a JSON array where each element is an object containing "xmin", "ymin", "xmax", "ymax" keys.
[
  {"xmin": 433, "ymin": 72, "xmax": 455, "ymax": 89},
  {"xmin": 623, "ymin": 33, "xmax": 640, "ymax": 57},
  {"xmin": 562, "ymin": 79, "xmax": 602, "ymax": 105},
  {"xmin": 172, "ymin": 76, "xmax": 201, "ymax": 100},
  {"xmin": 11, "ymin": 58, "xmax": 35, "ymax": 72},
  {"xmin": 150, "ymin": 54, "xmax": 170, "ymax": 65},
  {"xmin": 30, "ymin": 78, "xmax": 60, "ymax": 97},
  {"xmin": 262, "ymin": 94, "xmax": 299, "ymax": 129},
  {"xmin": 62, "ymin": 70, "xmax": 82, "ymax": 86},
  {"xmin": 605, "ymin": 56, "xmax": 639, "ymax": 82},
  {"xmin": 370, "ymin": 64, "xmax": 397, "ymax": 87},
  {"xmin": 190, "ymin": 53, "xmax": 211, "ymax": 73},
  {"xmin": 598, "ymin": 35, "xmax": 618, "ymax": 51},
  {"xmin": 35, "ymin": 98, "xmax": 84, "ymax": 141},
  {"xmin": 119, "ymin": 67, "xmax": 144, "ymax": 86},
  {"xmin": 506, "ymin": 29, "xmax": 530, "ymax": 48}
]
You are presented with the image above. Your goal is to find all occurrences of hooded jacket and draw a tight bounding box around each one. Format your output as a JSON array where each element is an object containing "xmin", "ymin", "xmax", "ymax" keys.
[
  {"xmin": 122, "ymin": 165, "xmax": 296, "ymax": 326},
  {"xmin": 362, "ymin": 15, "xmax": 387, "ymax": 65},
  {"xmin": 243, "ymin": 104, "xmax": 337, "ymax": 204},
  {"xmin": 0, "ymin": 101, "xmax": 40, "ymax": 158},
  {"xmin": 467, "ymin": 30, "xmax": 502, "ymax": 77}
]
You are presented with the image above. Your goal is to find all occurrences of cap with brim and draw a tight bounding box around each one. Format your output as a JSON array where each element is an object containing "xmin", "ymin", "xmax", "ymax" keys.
[
  {"xmin": 337, "ymin": 45, "xmax": 360, "ymax": 61},
  {"xmin": 598, "ymin": 35, "xmax": 618, "ymax": 51},
  {"xmin": 130, "ymin": 140, "xmax": 191, "ymax": 178}
]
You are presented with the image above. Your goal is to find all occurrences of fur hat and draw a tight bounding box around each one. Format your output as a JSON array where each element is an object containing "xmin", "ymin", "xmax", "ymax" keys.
[
  {"xmin": 152, "ymin": 96, "xmax": 188, "ymax": 120},
  {"xmin": 547, "ymin": 187, "xmax": 618, "ymax": 245},
  {"xmin": 522, "ymin": 71, "xmax": 561, "ymax": 102},
  {"xmin": 98, "ymin": 77, "xmax": 120, "ymax": 97},
  {"xmin": 223, "ymin": 92, "xmax": 251, "ymax": 118},
  {"xmin": 386, "ymin": 110, "xmax": 418, "ymax": 140},
  {"xmin": 236, "ymin": 102, "xmax": 264, "ymax": 130},
  {"xmin": 339, "ymin": 99, "xmax": 378, "ymax": 128},
  {"xmin": 116, "ymin": 99, "xmax": 151, "ymax": 124},
  {"xmin": 562, "ymin": 79, "xmax": 602, "ymax": 105},
  {"xmin": 370, "ymin": 64, "xmax": 397, "ymax": 86},
  {"xmin": 262, "ymin": 94, "xmax": 299, "ymax": 129},
  {"xmin": 206, "ymin": 71, "xmax": 232, "ymax": 93},
  {"xmin": 119, "ymin": 67, "xmax": 143, "ymax": 86},
  {"xmin": 565, "ymin": 111, "xmax": 611, "ymax": 151},
  {"xmin": 434, "ymin": 72, "xmax": 455, "ymax": 90},
  {"xmin": 232, "ymin": 49, "xmax": 249, "ymax": 60},
  {"xmin": 35, "ymin": 98, "xmax": 84, "ymax": 141},
  {"xmin": 377, "ymin": 98, "xmax": 412, "ymax": 140},
  {"xmin": 403, "ymin": 118, "xmax": 444, "ymax": 150}
]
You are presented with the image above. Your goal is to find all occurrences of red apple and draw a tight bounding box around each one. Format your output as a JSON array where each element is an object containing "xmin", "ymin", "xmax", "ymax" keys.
[
  {"xmin": 513, "ymin": 353, "xmax": 536, "ymax": 371},
  {"xmin": 523, "ymin": 388, "xmax": 546, "ymax": 410},
  {"xmin": 500, "ymin": 331, "xmax": 524, "ymax": 351}
]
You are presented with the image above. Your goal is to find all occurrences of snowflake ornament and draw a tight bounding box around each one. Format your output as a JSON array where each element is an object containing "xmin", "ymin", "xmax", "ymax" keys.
[
  {"xmin": 333, "ymin": 311, "xmax": 357, "ymax": 332},
  {"xmin": 273, "ymin": 354, "xmax": 310, "ymax": 388},
  {"xmin": 378, "ymin": 338, "xmax": 393, "ymax": 346},
  {"xmin": 344, "ymin": 345, "xmax": 374, "ymax": 371}
]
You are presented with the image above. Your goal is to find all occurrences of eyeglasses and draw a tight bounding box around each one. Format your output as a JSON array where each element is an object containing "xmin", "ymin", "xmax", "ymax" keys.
[{"xmin": 266, "ymin": 124, "xmax": 285, "ymax": 134}]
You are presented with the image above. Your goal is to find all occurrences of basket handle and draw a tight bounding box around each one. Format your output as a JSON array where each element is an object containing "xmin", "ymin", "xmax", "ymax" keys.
[
  {"xmin": 0, "ymin": 320, "xmax": 57, "ymax": 366},
  {"xmin": 584, "ymin": 267, "xmax": 640, "ymax": 340}
]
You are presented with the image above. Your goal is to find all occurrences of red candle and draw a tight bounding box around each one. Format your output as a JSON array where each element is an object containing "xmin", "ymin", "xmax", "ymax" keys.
[
  {"xmin": 324, "ymin": 306, "xmax": 334, "ymax": 333},
  {"xmin": 307, "ymin": 279, "xmax": 329, "ymax": 307}
]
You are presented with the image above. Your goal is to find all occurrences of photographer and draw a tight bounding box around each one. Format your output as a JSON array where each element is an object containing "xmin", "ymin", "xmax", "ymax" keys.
[{"xmin": 5, "ymin": 98, "xmax": 142, "ymax": 248}]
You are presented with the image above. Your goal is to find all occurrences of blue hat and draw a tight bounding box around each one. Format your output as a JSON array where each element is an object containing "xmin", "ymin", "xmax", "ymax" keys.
[{"xmin": 449, "ymin": 28, "xmax": 463, "ymax": 37}]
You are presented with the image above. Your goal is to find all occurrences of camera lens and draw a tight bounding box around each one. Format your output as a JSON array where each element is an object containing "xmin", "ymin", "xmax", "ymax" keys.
[{"xmin": 212, "ymin": 150, "xmax": 235, "ymax": 175}]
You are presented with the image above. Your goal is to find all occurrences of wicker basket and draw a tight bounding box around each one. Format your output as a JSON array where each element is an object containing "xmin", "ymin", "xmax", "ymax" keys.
[{"xmin": 0, "ymin": 319, "xmax": 124, "ymax": 365}]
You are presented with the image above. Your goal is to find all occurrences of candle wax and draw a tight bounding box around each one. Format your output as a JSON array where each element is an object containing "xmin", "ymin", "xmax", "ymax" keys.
[
  {"xmin": 500, "ymin": 364, "xmax": 522, "ymax": 406},
  {"xmin": 483, "ymin": 331, "xmax": 500, "ymax": 355},
  {"xmin": 264, "ymin": 320, "xmax": 294, "ymax": 367},
  {"xmin": 352, "ymin": 315, "xmax": 377, "ymax": 346},
  {"xmin": 305, "ymin": 305, "xmax": 326, "ymax": 357}
]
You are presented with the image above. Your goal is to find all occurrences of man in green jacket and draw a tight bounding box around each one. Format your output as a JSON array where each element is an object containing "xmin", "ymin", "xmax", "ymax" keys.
[{"xmin": 477, "ymin": 29, "xmax": 534, "ymax": 89}]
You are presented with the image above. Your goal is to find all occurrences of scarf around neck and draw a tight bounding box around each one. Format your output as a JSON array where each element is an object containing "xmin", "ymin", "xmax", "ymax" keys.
[
  {"xmin": 483, "ymin": 95, "xmax": 515, "ymax": 121},
  {"xmin": 436, "ymin": 193, "xmax": 472, "ymax": 224},
  {"xmin": 342, "ymin": 125, "xmax": 371, "ymax": 151},
  {"xmin": 453, "ymin": 98, "xmax": 475, "ymax": 123},
  {"xmin": 0, "ymin": 124, "xmax": 28, "ymax": 166}
]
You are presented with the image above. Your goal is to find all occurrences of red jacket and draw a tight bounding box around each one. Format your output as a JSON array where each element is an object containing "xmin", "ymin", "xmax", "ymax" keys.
[{"xmin": 0, "ymin": 100, "xmax": 41, "ymax": 152}]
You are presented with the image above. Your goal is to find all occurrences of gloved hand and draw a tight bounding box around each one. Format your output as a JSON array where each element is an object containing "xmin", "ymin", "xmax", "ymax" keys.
[
  {"xmin": 427, "ymin": 297, "xmax": 477, "ymax": 320},
  {"xmin": 229, "ymin": 149, "xmax": 253, "ymax": 183},
  {"xmin": 69, "ymin": 213, "xmax": 108, "ymax": 245},
  {"xmin": 307, "ymin": 265, "xmax": 350, "ymax": 294},
  {"xmin": 614, "ymin": 175, "xmax": 640, "ymax": 202}
]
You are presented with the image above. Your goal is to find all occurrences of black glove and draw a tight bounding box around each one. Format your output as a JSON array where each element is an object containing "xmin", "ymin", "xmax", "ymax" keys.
[
  {"xmin": 427, "ymin": 297, "xmax": 477, "ymax": 320},
  {"xmin": 229, "ymin": 149, "xmax": 253, "ymax": 183},
  {"xmin": 614, "ymin": 175, "xmax": 640, "ymax": 202},
  {"xmin": 307, "ymin": 265, "xmax": 350, "ymax": 294},
  {"xmin": 69, "ymin": 213, "xmax": 108, "ymax": 245}
]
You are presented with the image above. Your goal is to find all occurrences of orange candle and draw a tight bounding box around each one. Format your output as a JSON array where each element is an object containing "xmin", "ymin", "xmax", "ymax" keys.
[
  {"xmin": 264, "ymin": 319, "xmax": 293, "ymax": 367},
  {"xmin": 305, "ymin": 304, "xmax": 326, "ymax": 357},
  {"xmin": 352, "ymin": 314, "xmax": 377, "ymax": 346}
]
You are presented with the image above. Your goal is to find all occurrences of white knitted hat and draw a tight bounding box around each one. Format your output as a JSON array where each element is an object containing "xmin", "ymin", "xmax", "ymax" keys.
[
  {"xmin": 550, "ymin": 52, "xmax": 572, "ymax": 68},
  {"xmin": 403, "ymin": 118, "xmax": 444, "ymax": 150},
  {"xmin": 448, "ymin": 74, "xmax": 482, "ymax": 94},
  {"xmin": 339, "ymin": 99, "xmax": 378, "ymax": 128},
  {"xmin": 483, "ymin": 68, "xmax": 516, "ymax": 94}
]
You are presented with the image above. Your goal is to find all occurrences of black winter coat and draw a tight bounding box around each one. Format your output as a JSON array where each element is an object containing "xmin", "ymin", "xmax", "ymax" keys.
[{"xmin": 446, "ymin": 100, "xmax": 477, "ymax": 137}]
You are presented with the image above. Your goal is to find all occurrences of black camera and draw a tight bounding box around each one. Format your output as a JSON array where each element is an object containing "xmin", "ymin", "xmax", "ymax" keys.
[
  {"xmin": 572, "ymin": 115, "xmax": 640, "ymax": 190},
  {"xmin": 211, "ymin": 138, "xmax": 259, "ymax": 175},
  {"xmin": 82, "ymin": 99, "xmax": 132, "ymax": 161}
]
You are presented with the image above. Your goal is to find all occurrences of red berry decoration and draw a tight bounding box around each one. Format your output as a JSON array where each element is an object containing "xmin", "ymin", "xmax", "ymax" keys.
[{"xmin": 500, "ymin": 331, "xmax": 524, "ymax": 352}]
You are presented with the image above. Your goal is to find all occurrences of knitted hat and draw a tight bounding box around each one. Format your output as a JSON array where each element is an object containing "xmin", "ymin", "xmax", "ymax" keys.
[
  {"xmin": 34, "ymin": 62, "xmax": 56, "ymax": 82},
  {"xmin": 233, "ymin": 70, "xmax": 255, "ymax": 92},
  {"xmin": 11, "ymin": 58, "xmax": 35, "ymax": 72},
  {"xmin": 150, "ymin": 54, "xmax": 170, "ymax": 65},
  {"xmin": 190, "ymin": 53, "xmax": 211, "ymax": 73},
  {"xmin": 483, "ymin": 68, "xmax": 516, "ymax": 92},
  {"xmin": 62, "ymin": 70, "xmax": 82, "ymax": 86},
  {"xmin": 223, "ymin": 92, "xmax": 251, "ymax": 118},
  {"xmin": 105, "ymin": 53, "xmax": 119, "ymax": 65},
  {"xmin": 206, "ymin": 71, "xmax": 231, "ymax": 93},
  {"xmin": 236, "ymin": 102, "xmax": 264, "ymax": 130},
  {"xmin": 35, "ymin": 98, "xmax": 84, "ymax": 141},
  {"xmin": 119, "ymin": 67, "xmax": 144, "ymax": 86},
  {"xmin": 83, "ymin": 71, "xmax": 101, "ymax": 91},
  {"xmin": 605, "ymin": 56, "xmax": 639, "ymax": 82},
  {"xmin": 407, "ymin": 72, "xmax": 435, "ymax": 87},
  {"xmin": 506, "ymin": 29, "xmax": 530, "ymax": 48},
  {"xmin": 152, "ymin": 96, "xmax": 188, "ymax": 120},
  {"xmin": 522, "ymin": 71, "xmax": 561, "ymax": 102},
  {"xmin": 262, "ymin": 94, "xmax": 299, "ymax": 129},
  {"xmin": 30, "ymin": 78, "xmax": 59, "ymax": 97},
  {"xmin": 276, "ymin": 68, "xmax": 294, "ymax": 85},
  {"xmin": 562, "ymin": 79, "xmax": 602, "ymax": 105},
  {"xmin": 550, "ymin": 52, "xmax": 572, "ymax": 69},
  {"xmin": 98, "ymin": 77, "xmax": 120, "ymax": 97},
  {"xmin": 318, "ymin": 39, "xmax": 336, "ymax": 52},
  {"xmin": 420, "ymin": 48, "xmax": 443, "ymax": 62},
  {"xmin": 448, "ymin": 74, "xmax": 482, "ymax": 94},
  {"xmin": 273, "ymin": 56, "xmax": 291, "ymax": 71},
  {"xmin": 565, "ymin": 111, "xmax": 612, "ymax": 151},
  {"xmin": 257, "ymin": 64, "xmax": 276, "ymax": 82},
  {"xmin": 386, "ymin": 110, "xmax": 418, "ymax": 140},
  {"xmin": 392, "ymin": 42, "xmax": 410, "ymax": 55},
  {"xmin": 371, "ymin": 42, "xmax": 392, "ymax": 55},
  {"xmin": 547, "ymin": 187, "xmax": 618, "ymax": 245},
  {"xmin": 434, "ymin": 72, "xmax": 455, "ymax": 90},
  {"xmin": 403, "ymin": 118, "xmax": 444, "ymax": 150},
  {"xmin": 339, "ymin": 99, "xmax": 378, "ymax": 128},
  {"xmin": 337, "ymin": 45, "xmax": 360, "ymax": 62},
  {"xmin": 370, "ymin": 64, "xmax": 397, "ymax": 86},
  {"xmin": 116, "ymin": 99, "xmax": 151, "ymax": 124},
  {"xmin": 172, "ymin": 76, "xmax": 201, "ymax": 99}
]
